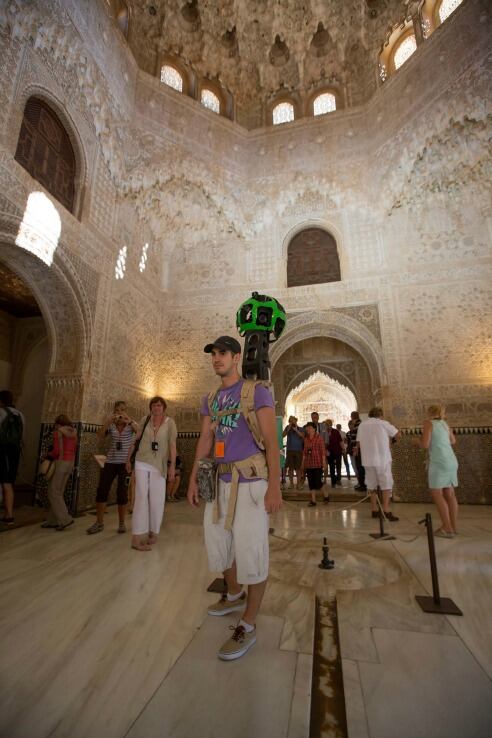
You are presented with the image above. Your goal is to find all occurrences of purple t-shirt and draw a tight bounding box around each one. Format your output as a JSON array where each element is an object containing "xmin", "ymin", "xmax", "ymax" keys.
[{"xmin": 200, "ymin": 379, "xmax": 274, "ymax": 481}]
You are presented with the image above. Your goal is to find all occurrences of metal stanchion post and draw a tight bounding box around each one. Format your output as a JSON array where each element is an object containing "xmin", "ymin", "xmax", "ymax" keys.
[
  {"xmin": 319, "ymin": 537, "xmax": 335, "ymax": 569},
  {"xmin": 369, "ymin": 489, "xmax": 395, "ymax": 540},
  {"xmin": 415, "ymin": 513, "xmax": 463, "ymax": 615}
]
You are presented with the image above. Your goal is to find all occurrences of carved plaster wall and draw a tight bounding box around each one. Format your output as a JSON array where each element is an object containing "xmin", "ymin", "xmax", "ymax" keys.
[{"xmin": 0, "ymin": 0, "xmax": 489, "ymax": 436}]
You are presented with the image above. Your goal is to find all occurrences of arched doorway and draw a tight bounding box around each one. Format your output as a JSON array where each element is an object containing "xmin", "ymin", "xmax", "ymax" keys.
[
  {"xmin": 0, "ymin": 216, "xmax": 89, "ymax": 383},
  {"xmin": 270, "ymin": 309, "xmax": 386, "ymax": 417},
  {"xmin": 0, "ymin": 262, "xmax": 50, "ymax": 525},
  {"xmin": 284, "ymin": 371, "xmax": 357, "ymax": 428},
  {"xmin": 0, "ymin": 228, "xmax": 90, "ymax": 525},
  {"xmin": 0, "ymin": 262, "xmax": 50, "ymax": 486}
]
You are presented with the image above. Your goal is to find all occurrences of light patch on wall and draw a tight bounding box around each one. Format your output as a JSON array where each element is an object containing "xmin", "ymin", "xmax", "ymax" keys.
[
  {"xmin": 439, "ymin": 0, "xmax": 463, "ymax": 24},
  {"xmin": 115, "ymin": 245, "xmax": 127, "ymax": 279},
  {"xmin": 394, "ymin": 35, "xmax": 417, "ymax": 70},
  {"xmin": 139, "ymin": 242, "xmax": 149, "ymax": 273},
  {"xmin": 15, "ymin": 192, "xmax": 61, "ymax": 267}
]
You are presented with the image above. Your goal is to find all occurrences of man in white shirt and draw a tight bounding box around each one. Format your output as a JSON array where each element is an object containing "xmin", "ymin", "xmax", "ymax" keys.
[{"xmin": 356, "ymin": 407, "xmax": 400, "ymax": 521}]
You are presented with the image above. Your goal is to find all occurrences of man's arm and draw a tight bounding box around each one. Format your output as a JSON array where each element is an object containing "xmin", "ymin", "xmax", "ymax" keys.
[
  {"xmin": 187, "ymin": 414, "xmax": 214, "ymax": 508},
  {"xmin": 256, "ymin": 406, "xmax": 282, "ymax": 514}
]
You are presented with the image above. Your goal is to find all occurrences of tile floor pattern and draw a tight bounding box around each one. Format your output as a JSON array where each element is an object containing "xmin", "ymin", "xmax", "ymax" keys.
[{"xmin": 0, "ymin": 494, "xmax": 491, "ymax": 738}]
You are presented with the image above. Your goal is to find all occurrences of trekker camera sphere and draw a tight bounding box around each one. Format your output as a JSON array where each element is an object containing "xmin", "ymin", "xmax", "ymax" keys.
[
  {"xmin": 236, "ymin": 292, "xmax": 286, "ymax": 341},
  {"xmin": 236, "ymin": 292, "xmax": 287, "ymax": 380}
]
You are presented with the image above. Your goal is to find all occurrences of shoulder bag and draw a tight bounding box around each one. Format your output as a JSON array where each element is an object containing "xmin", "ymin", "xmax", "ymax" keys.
[
  {"xmin": 197, "ymin": 457, "xmax": 218, "ymax": 502},
  {"xmin": 130, "ymin": 415, "xmax": 151, "ymax": 468},
  {"xmin": 39, "ymin": 431, "xmax": 63, "ymax": 481}
]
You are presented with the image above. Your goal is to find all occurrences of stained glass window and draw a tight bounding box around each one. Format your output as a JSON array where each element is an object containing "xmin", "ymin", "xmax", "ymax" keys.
[
  {"xmin": 201, "ymin": 89, "xmax": 220, "ymax": 114},
  {"xmin": 160, "ymin": 65, "xmax": 183, "ymax": 92},
  {"xmin": 313, "ymin": 93, "xmax": 336, "ymax": 116},
  {"xmin": 272, "ymin": 102, "xmax": 295, "ymax": 125},
  {"xmin": 394, "ymin": 35, "xmax": 417, "ymax": 70},
  {"xmin": 439, "ymin": 0, "xmax": 463, "ymax": 23}
]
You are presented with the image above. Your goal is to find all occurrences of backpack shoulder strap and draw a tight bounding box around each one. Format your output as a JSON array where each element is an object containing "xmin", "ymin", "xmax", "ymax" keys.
[
  {"xmin": 208, "ymin": 389, "xmax": 219, "ymax": 418},
  {"xmin": 239, "ymin": 379, "xmax": 271, "ymax": 451}
]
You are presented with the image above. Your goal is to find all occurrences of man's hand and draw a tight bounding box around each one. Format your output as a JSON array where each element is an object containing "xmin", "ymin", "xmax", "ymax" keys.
[
  {"xmin": 187, "ymin": 477, "xmax": 200, "ymax": 508},
  {"xmin": 264, "ymin": 483, "xmax": 282, "ymax": 514},
  {"xmin": 125, "ymin": 461, "xmax": 132, "ymax": 474}
]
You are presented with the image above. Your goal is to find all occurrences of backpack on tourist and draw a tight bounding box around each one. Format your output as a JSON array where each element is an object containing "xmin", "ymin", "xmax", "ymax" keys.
[{"xmin": 0, "ymin": 408, "xmax": 23, "ymax": 446}]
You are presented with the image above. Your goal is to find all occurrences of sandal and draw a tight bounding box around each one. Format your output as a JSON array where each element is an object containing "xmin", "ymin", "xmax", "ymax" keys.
[
  {"xmin": 131, "ymin": 542, "xmax": 152, "ymax": 551},
  {"xmin": 147, "ymin": 535, "xmax": 158, "ymax": 545},
  {"xmin": 434, "ymin": 528, "xmax": 454, "ymax": 538}
]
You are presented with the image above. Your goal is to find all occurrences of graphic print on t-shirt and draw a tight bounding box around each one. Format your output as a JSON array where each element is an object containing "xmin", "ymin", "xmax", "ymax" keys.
[{"xmin": 212, "ymin": 390, "xmax": 241, "ymax": 439}]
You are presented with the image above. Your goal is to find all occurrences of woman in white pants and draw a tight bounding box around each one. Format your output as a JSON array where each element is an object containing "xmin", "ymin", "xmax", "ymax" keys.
[{"xmin": 126, "ymin": 396, "xmax": 177, "ymax": 551}]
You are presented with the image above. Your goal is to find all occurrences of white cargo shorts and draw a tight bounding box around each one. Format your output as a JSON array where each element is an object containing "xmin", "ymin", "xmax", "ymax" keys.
[
  {"xmin": 364, "ymin": 463, "xmax": 394, "ymax": 491},
  {"xmin": 203, "ymin": 478, "xmax": 269, "ymax": 585}
]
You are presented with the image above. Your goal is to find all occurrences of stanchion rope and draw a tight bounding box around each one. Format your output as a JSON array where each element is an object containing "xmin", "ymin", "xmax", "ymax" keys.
[{"xmin": 273, "ymin": 493, "xmax": 424, "ymax": 544}]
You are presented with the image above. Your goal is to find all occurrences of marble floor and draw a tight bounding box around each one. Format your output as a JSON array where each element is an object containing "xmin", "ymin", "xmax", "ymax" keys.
[{"xmin": 0, "ymin": 495, "xmax": 491, "ymax": 738}]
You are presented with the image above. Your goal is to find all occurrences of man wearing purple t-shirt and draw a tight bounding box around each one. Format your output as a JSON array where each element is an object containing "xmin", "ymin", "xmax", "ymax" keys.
[{"xmin": 187, "ymin": 335, "xmax": 281, "ymax": 661}]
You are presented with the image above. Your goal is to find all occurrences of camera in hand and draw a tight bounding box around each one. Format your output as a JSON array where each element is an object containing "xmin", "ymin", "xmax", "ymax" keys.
[{"xmin": 151, "ymin": 441, "xmax": 159, "ymax": 452}]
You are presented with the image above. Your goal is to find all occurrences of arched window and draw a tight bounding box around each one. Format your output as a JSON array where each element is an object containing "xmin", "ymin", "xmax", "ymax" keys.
[
  {"xmin": 201, "ymin": 88, "xmax": 220, "ymax": 114},
  {"xmin": 161, "ymin": 65, "xmax": 183, "ymax": 92},
  {"xmin": 313, "ymin": 92, "xmax": 336, "ymax": 116},
  {"xmin": 15, "ymin": 97, "xmax": 76, "ymax": 214},
  {"xmin": 393, "ymin": 34, "xmax": 417, "ymax": 70},
  {"xmin": 273, "ymin": 102, "xmax": 295, "ymax": 125},
  {"xmin": 287, "ymin": 228, "xmax": 341, "ymax": 288},
  {"xmin": 438, "ymin": 0, "xmax": 463, "ymax": 23}
]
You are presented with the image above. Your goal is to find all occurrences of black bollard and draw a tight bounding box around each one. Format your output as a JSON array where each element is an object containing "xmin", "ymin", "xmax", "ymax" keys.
[
  {"xmin": 319, "ymin": 537, "xmax": 335, "ymax": 569},
  {"xmin": 369, "ymin": 489, "xmax": 395, "ymax": 540},
  {"xmin": 415, "ymin": 513, "xmax": 462, "ymax": 615}
]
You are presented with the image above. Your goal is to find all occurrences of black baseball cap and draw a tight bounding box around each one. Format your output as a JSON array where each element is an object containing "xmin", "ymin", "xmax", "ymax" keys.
[{"xmin": 204, "ymin": 336, "xmax": 242, "ymax": 354}]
